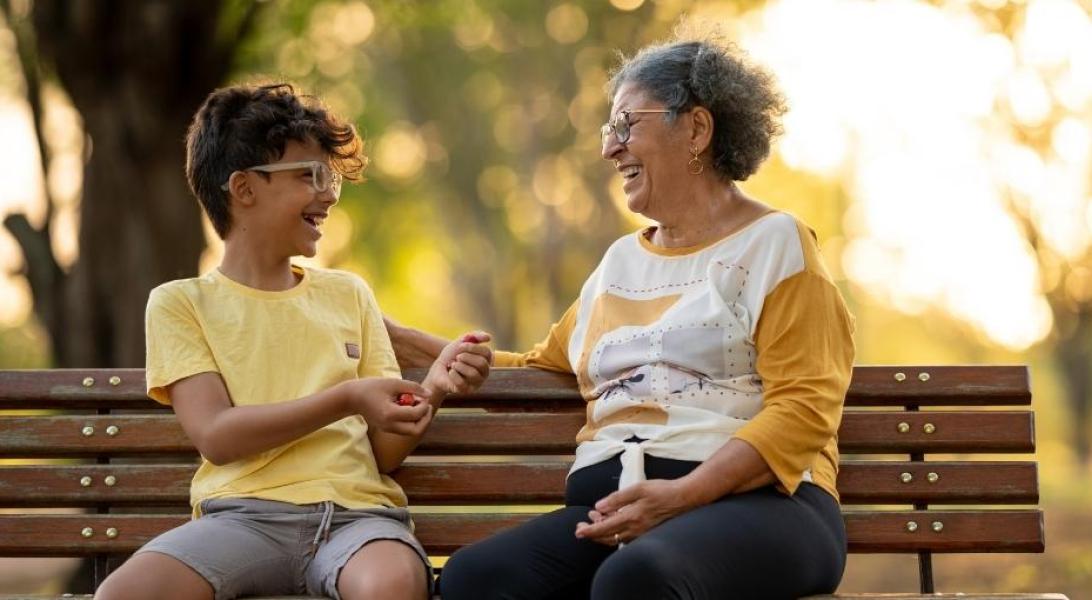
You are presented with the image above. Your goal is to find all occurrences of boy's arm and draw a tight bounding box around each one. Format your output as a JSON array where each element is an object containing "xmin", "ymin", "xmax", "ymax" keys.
[
  {"xmin": 368, "ymin": 333, "xmax": 493, "ymax": 473},
  {"xmin": 170, "ymin": 371, "xmax": 431, "ymax": 466}
]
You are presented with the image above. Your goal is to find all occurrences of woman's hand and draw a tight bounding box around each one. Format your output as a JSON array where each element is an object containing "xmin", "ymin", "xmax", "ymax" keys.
[
  {"xmin": 574, "ymin": 479, "xmax": 697, "ymax": 546},
  {"xmin": 424, "ymin": 331, "xmax": 493, "ymax": 394}
]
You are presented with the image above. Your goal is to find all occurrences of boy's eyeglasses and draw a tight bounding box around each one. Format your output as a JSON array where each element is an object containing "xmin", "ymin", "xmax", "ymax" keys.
[
  {"xmin": 221, "ymin": 160, "xmax": 342, "ymax": 197},
  {"xmin": 600, "ymin": 109, "xmax": 672, "ymax": 146}
]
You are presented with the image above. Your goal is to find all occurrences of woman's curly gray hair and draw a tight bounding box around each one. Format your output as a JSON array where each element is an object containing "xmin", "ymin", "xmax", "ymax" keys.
[{"xmin": 608, "ymin": 39, "xmax": 787, "ymax": 181}]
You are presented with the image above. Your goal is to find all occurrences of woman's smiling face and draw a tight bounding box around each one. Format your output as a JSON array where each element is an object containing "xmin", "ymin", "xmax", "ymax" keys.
[{"xmin": 601, "ymin": 82, "xmax": 691, "ymax": 221}]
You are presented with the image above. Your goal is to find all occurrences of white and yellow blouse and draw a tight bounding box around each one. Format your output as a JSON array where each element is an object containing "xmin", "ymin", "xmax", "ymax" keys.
[{"xmin": 497, "ymin": 212, "xmax": 855, "ymax": 500}]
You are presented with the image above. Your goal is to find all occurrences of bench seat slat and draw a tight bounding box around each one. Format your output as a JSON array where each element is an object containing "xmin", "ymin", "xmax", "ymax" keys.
[
  {"xmin": 0, "ymin": 365, "xmax": 1031, "ymax": 409},
  {"xmin": 0, "ymin": 461, "xmax": 1039, "ymax": 507},
  {"xmin": 0, "ymin": 411, "xmax": 1035, "ymax": 457},
  {"xmin": 0, "ymin": 510, "xmax": 1043, "ymax": 556},
  {"xmin": 843, "ymin": 509, "xmax": 1043, "ymax": 552}
]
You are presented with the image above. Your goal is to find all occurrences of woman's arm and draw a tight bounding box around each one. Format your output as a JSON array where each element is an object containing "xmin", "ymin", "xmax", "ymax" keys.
[
  {"xmin": 384, "ymin": 316, "xmax": 449, "ymax": 369},
  {"xmin": 386, "ymin": 304, "xmax": 578, "ymax": 373}
]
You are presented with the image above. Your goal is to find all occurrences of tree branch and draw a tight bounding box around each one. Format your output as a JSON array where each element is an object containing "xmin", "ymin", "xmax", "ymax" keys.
[{"xmin": 206, "ymin": 0, "xmax": 265, "ymax": 84}]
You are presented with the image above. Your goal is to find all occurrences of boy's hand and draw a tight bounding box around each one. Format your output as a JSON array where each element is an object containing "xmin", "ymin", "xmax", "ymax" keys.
[
  {"xmin": 339, "ymin": 378, "xmax": 433, "ymax": 436},
  {"xmin": 426, "ymin": 331, "xmax": 493, "ymax": 394}
]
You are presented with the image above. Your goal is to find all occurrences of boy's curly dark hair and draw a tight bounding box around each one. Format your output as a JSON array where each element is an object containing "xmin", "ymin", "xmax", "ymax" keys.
[
  {"xmin": 608, "ymin": 35, "xmax": 787, "ymax": 182},
  {"xmin": 185, "ymin": 83, "xmax": 366, "ymax": 239}
]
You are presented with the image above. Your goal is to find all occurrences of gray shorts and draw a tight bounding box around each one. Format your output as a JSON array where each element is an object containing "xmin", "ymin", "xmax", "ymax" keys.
[{"xmin": 136, "ymin": 497, "xmax": 432, "ymax": 600}]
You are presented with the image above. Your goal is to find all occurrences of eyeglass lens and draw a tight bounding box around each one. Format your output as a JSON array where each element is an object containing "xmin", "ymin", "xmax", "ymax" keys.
[
  {"xmin": 313, "ymin": 163, "xmax": 342, "ymax": 196},
  {"xmin": 601, "ymin": 112, "xmax": 631, "ymax": 145}
]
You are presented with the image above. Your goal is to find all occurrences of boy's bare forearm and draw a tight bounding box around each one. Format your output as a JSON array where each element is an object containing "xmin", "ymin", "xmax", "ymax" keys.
[
  {"xmin": 368, "ymin": 375, "xmax": 448, "ymax": 473},
  {"xmin": 197, "ymin": 385, "xmax": 348, "ymax": 465}
]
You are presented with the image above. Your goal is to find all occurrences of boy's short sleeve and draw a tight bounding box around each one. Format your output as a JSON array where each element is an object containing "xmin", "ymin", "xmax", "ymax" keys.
[{"xmin": 145, "ymin": 286, "xmax": 219, "ymax": 405}]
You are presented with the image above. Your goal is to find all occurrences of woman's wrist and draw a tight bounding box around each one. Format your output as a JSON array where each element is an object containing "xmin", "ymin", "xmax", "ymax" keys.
[{"xmin": 673, "ymin": 471, "xmax": 722, "ymax": 509}]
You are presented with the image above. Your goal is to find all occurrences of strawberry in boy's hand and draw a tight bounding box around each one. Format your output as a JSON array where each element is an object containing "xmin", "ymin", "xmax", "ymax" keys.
[{"xmin": 397, "ymin": 393, "xmax": 418, "ymax": 406}]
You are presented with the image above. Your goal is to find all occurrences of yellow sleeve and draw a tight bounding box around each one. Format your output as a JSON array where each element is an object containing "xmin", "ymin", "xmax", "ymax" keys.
[
  {"xmin": 144, "ymin": 286, "xmax": 219, "ymax": 406},
  {"xmin": 731, "ymin": 270, "xmax": 855, "ymax": 494},
  {"xmin": 357, "ymin": 280, "xmax": 402, "ymax": 379},
  {"xmin": 494, "ymin": 300, "xmax": 578, "ymax": 374}
]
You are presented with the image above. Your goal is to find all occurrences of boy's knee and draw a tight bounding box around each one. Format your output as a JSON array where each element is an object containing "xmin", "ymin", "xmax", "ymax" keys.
[
  {"xmin": 95, "ymin": 563, "xmax": 154, "ymax": 600},
  {"xmin": 338, "ymin": 553, "xmax": 427, "ymax": 600},
  {"xmin": 94, "ymin": 553, "xmax": 213, "ymax": 600},
  {"xmin": 95, "ymin": 569, "xmax": 150, "ymax": 600},
  {"xmin": 93, "ymin": 574, "xmax": 125, "ymax": 600}
]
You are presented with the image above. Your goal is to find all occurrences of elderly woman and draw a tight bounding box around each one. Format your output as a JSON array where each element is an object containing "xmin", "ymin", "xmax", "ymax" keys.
[{"xmin": 387, "ymin": 37, "xmax": 854, "ymax": 599}]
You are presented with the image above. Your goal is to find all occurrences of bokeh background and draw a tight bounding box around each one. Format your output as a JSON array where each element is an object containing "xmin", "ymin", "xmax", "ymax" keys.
[{"xmin": 1, "ymin": 0, "xmax": 1089, "ymax": 596}]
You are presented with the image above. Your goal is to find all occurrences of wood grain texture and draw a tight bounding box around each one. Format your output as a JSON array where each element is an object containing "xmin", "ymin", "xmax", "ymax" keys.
[
  {"xmin": 0, "ymin": 365, "xmax": 1030, "ymax": 409},
  {"xmin": 0, "ymin": 509, "xmax": 1043, "ymax": 556},
  {"xmin": 0, "ymin": 411, "xmax": 1035, "ymax": 457}
]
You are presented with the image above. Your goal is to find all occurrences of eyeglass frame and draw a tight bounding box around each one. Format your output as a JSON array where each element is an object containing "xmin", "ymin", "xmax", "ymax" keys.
[
  {"xmin": 220, "ymin": 160, "xmax": 343, "ymax": 197},
  {"xmin": 600, "ymin": 109, "xmax": 673, "ymax": 146}
]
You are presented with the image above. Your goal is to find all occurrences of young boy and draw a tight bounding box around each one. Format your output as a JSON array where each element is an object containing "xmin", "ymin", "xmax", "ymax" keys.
[{"xmin": 95, "ymin": 83, "xmax": 492, "ymax": 600}]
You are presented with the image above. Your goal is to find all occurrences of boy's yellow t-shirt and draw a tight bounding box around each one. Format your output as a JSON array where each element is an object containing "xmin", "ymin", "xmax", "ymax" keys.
[{"xmin": 144, "ymin": 265, "xmax": 406, "ymax": 516}]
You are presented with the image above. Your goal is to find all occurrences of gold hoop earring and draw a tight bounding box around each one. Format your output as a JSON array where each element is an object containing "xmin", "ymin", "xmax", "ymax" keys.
[{"xmin": 688, "ymin": 147, "xmax": 704, "ymax": 176}]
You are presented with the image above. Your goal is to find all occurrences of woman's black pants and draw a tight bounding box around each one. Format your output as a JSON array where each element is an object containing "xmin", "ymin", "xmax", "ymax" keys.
[{"xmin": 438, "ymin": 453, "xmax": 847, "ymax": 600}]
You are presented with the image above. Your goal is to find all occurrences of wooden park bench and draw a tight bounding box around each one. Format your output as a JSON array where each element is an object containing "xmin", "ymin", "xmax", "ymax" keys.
[{"xmin": 0, "ymin": 366, "xmax": 1069, "ymax": 599}]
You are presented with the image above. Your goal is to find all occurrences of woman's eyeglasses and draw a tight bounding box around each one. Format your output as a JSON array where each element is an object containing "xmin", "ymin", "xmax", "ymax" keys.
[{"xmin": 600, "ymin": 109, "xmax": 672, "ymax": 145}]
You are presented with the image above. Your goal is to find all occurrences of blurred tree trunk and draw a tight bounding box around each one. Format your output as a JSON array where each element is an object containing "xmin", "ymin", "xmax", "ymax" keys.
[
  {"xmin": 1, "ymin": 0, "xmax": 262, "ymax": 367},
  {"xmin": 2, "ymin": 1, "xmax": 263, "ymax": 592}
]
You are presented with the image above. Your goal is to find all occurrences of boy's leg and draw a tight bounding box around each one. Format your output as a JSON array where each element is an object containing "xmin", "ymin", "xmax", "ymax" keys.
[
  {"xmin": 99, "ymin": 498, "xmax": 304, "ymax": 600},
  {"xmin": 94, "ymin": 551, "xmax": 213, "ymax": 600},
  {"xmin": 336, "ymin": 540, "xmax": 429, "ymax": 600},
  {"xmin": 307, "ymin": 506, "xmax": 432, "ymax": 600}
]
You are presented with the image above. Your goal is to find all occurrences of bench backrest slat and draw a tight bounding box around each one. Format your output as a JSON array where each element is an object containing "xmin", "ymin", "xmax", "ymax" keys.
[
  {"xmin": 0, "ymin": 411, "xmax": 1035, "ymax": 457},
  {"xmin": 0, "ymin": 365, "xmax": 1031, "ymax": 408}
]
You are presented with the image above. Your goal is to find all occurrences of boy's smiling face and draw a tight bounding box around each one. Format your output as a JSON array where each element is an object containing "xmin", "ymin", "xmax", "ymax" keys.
[{"xmin": 240, "ymin": 138, "xmax": 339, "ymax": 259}]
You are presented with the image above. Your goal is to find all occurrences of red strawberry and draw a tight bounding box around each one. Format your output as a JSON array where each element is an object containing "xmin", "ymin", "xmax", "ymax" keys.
[
  {"xmin": 397, "ymin": 393, "xmax": 417, "ymax": 406},
  {"xmin": 461, "ymin": 333, "xmax": 485, "ymax": 344}
]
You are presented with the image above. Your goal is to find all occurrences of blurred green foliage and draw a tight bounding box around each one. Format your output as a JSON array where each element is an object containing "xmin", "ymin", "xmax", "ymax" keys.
[{"xmin": 226, "ymin": 0, "xmax": 779, "ymax": 348}]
